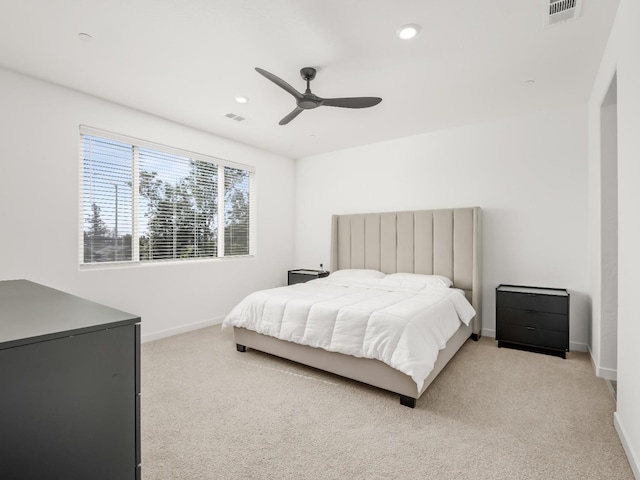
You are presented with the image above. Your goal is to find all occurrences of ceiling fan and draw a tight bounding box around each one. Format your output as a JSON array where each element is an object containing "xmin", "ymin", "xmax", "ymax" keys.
[{"xmin": 255, "ymin": 67, "xmax": 382, "ymax": 125}]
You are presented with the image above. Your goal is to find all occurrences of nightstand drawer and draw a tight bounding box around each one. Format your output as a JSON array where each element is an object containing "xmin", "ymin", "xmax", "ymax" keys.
[
  {"xmin": 496, "ymin": 308, "xmax": 568, "ymax": 333},
  {"xmin": 496, "ymin": 291, "xmax": 568, "ymax": 314},
  {"xmin": 498, "ymin": 323, "xmax": 568, "ymax": 351}
]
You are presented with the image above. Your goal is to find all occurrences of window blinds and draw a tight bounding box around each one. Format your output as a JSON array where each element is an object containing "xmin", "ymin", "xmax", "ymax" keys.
[
  {"xmin": 82, "ymin": 135, "xmax": 134, "ymax": 263},
  {"xmin": 80, "ymin": 126, "xmax": 255, "ymax": 265},
  {"xmin": 138, "ymin": 147, "xmax": 219, "ymax": 261}
]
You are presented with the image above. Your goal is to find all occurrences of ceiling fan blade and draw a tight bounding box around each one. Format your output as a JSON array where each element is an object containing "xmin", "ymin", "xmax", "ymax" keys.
[
  {"xmin": 279, "ymin": 107, "xmax": 304, "ymax": 125},
  {"xmin": 321, "ymin": 97, "xmax": 382, "ymax": 109},
  {"xmin": 255, "ymin": 67, "xmax": 303, "ymax": 100}
]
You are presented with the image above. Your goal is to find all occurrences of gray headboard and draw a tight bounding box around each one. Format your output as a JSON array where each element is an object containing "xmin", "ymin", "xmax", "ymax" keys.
[{"xmin": 329, "ymin": 207, "xmax": 482, "ymax": 336}]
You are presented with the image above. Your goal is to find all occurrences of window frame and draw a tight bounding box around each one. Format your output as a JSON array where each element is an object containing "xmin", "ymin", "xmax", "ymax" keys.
[{"xmin": 79, "ymin": 125, "xmax": 256, "ymax": 268}]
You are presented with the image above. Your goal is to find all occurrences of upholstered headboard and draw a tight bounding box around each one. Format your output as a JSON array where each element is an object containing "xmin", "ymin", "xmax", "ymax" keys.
[{"xmin": 329, "ymin": 207, "xmax": 482, "ymax": 336}]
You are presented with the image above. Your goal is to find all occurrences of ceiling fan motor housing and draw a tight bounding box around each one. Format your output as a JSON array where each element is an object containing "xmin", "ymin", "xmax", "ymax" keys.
[{"xmin": 299, "ymin": 95, "xmax": 321, "ymax": 109}]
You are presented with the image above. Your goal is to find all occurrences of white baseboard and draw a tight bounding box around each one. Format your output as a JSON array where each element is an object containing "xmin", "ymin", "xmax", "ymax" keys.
[
  {"xmin": 614, "ymin": 412, "xmax": 640, "ymax": 479},
  {"xmin": 570, "ymin": 341, "xmax": 589, "ymax": 352},
  {"xmin": 596, "ymin": 365, "xmax": 618, "ymax": 381},
  {"xmin": 481, "ymin": 328, "xmax": 496, "ymax": 338},
  {"xmin": 587, "ymin": 346, "xmax": 618, "ymax": 380},
  {"xmin": 141, "ymin": 316, "xmax": 224, "ymax": 343}
]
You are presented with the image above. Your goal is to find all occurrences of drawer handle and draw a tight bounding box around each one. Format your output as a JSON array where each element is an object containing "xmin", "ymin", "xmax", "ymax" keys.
[
  {"xmin": 526, "ymin": 326, "xmax": 535, "ymax": 330},
  {"xmin": 525, "ymin": 309, "xmax": 537, "ymax": 313}
]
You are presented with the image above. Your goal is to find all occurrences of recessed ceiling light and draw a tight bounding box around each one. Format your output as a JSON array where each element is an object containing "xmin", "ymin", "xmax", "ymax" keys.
[
  {"xmin": 397, "ymin": 24, "xmax": 421, "ymax": 40},
  {"xmin": 234, "ymin": 96, "xmax": 249, "ymax": 104},
  {"xmin": 78, "ymin": 33, "xmax": 93, "ymax": 42}
]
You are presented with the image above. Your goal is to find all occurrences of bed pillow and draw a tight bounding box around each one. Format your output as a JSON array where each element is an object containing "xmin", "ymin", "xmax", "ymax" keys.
[
  {"xmin": 380, "ymin": 273, "xmax": 453, "ymax": 289},
  {"xmin": 328, "ymin": 269, "xmax": 386, "ymax": 280}
]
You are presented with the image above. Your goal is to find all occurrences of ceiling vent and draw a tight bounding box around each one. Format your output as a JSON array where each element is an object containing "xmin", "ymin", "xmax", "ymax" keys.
[
  {"xmin": 548, "ymin": 0, "xmax": 582, "ymax": 26},
  {"xmin": 225, "ymin": 113, "xmax": 246, "ymax": 122}
]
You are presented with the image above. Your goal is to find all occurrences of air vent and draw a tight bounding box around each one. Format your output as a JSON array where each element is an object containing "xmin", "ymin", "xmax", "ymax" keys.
[
  {"xmin": 548, "ymin": 0, "xmax": 582, "ymax": 26},
  {"xmin": 225, "ymin": 113, "xmax": 246, "ymax": 122}
]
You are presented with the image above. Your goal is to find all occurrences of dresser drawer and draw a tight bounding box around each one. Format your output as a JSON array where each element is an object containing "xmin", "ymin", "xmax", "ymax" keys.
[
  {"xmin": 498, "ymin": 323, "xmax": 568, "ymax": 351},
  {"xmin": 496, "ymin": 308, "xmax": 568, "ymax": 333},
  {"xmin": 496, "ymin": 290, "xmax": 568, "ymax": 314}
]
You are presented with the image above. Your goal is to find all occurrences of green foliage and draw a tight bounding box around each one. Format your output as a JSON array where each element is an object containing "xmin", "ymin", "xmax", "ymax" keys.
[
  {"xmin": 224, "ymin": 169, "xmax": 250, "ymax": 255},
  {"xmin": 85, "ymin": 160, "xmax": 250, "ymax": 263},
  {"xmin": 138, "ymin": 160, "xmax": 249, "ymax": 260},
  {"xmin": 84, "ymin": 203, "xmax": 132, "ymax": 263},
  {"xmin": 87, "ymin": 203, "xmax": 108, "ymax": 237}
]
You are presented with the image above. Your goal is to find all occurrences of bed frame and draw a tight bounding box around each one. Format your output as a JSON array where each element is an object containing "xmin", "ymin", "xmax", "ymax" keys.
[{"xmin": 234, "ymin": 207, "xmax": 482, "ymax": 407}]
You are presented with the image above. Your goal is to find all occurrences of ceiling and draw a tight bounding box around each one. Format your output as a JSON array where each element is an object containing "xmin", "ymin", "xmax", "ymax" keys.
[{"xmin": 0, "ymin": 0, "xmax": 619, "ymax": 159}]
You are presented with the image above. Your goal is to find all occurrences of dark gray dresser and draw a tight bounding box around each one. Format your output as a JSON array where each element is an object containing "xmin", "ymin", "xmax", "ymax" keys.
[
  {"xmin": 496, "ymin": 284, "xmax": 569, "ymax": 358},
  {"xmin": 0, "ymin": 280, "xmax": 141, "ymax": 480}
]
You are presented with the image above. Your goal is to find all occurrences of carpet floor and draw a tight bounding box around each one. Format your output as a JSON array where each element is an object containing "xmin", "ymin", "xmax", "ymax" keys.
[{"xmin": 141, "ymin": 325, "xmax": 634, "ymax": 479}]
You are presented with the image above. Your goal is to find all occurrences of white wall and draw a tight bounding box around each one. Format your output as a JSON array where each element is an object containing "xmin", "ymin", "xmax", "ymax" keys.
[
  {"xmin": 294, "ymin": 105, "xmax": 590, "ymax": 349},
  {"xmin": 0, "ymin": 67, "xmax": 296, "ymax": 341},
  {"xmin": 589, "ymin": 0, "xmax": 640, "ymax": 476}
]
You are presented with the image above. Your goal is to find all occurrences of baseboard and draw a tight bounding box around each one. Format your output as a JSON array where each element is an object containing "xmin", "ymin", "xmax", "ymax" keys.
[
  {"xmin": 142, "ymin": 316, "xmax": 224, "ymax": 343},
  {"xmin": 587, "ymin": 346, "xmax": 618, "ymax": 380},
  {"xmin": 569, "ymin": 341, "xmax": 588, "ymax": 353},
  {"xmin": 481, "ymin": 328, "xmax": 495, "ymax": 338},
  {"xmin": 614, "ymin": 412, "xmax": 640, "ymax": 479},
  {"xmin": 597, "ymin": 365, "xmax": 618, "ymax": 381}
]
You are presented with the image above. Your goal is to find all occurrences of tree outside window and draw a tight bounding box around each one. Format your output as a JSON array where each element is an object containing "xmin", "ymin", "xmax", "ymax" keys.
[{"xmin": 81, "ymin": 131, "xmax": 255, "ymax": 265}]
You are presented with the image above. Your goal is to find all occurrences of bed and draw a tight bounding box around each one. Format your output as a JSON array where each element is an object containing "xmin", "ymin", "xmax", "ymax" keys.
[{"xmin": 224, "ymin": 207, "xmax": 482, "ymax": 407}]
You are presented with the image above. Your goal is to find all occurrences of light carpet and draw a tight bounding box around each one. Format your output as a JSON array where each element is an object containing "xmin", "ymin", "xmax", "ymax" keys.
[{"xmin": 141, "ymin": 325, "xmax": 633, "ymax": 479}]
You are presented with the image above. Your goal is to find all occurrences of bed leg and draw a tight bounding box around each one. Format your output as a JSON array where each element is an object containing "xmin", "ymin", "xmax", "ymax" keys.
[
  {"xmin": 400, "ymin": 395, "xmax": 416, "ymax": 408},
  {"xmin": 470, "ymin": 333, "xmax": 481, "ymax": 341},
  {"xmin": 236, "ymin": 344, "xmax": 247, "ymax": 352}
]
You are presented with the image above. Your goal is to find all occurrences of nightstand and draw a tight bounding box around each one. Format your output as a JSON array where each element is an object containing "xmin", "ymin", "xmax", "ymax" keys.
[
  {"xmin": 287, "ymin": 269, "xmax": 329, "ymax": 285},
  {"xmin": 496, "ymin": 284, "xmax": 570, "ymax": 358}
]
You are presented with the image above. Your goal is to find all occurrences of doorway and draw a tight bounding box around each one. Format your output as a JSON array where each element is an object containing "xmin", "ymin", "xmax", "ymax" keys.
[{"xmin": 600, "ymin": 72, "xmax": 618, "ymax": 397}]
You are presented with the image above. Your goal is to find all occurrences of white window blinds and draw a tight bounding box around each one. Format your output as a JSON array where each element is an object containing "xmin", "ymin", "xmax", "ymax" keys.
[
  {"xmin": 224, "ymin": 166, "xmax": 251, "ymax": 256},
  {"xmin": 82, "ymin": 136, "xmax": 134, "ymax": 263},
  {"xmin": 80, "ymin": 126, "xmax": 255, "ymax": 265},
  {"xmin": 138, "ymin": 148, "xmax": 219, "ymax": 261}
]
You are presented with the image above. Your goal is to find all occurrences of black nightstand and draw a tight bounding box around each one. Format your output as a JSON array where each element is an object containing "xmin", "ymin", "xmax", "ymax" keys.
[
  {"xmin": 288, "ymin": 269, "xmax": 329, "ymax": 285},
  {"xmin": 496, "ymin": 284, "xmax": 569, "ymax": 358}
]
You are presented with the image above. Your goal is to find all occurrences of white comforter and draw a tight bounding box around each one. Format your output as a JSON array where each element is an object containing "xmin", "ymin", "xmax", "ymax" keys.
[{"xmin": 223, "ymin": 273, "xmax": 476, "ymax": 391}]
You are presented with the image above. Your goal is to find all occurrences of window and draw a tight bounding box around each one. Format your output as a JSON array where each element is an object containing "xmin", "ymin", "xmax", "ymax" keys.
[{"xmin": 80, "ymin": 127, "xmax": 255, "ymax": 265}]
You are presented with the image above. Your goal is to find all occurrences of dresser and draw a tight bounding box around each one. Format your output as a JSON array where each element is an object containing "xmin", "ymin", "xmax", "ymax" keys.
[
  {"xmin": 287, "ymin": 269, "xmax": 330, "ymax": 285},
  {"xmin": 0, "ymin": 280, "xmax": 141, "ymax": 480},
  {"xmin": 495, "ymin": 284, "xmax": 569, "ymax": 358}
]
